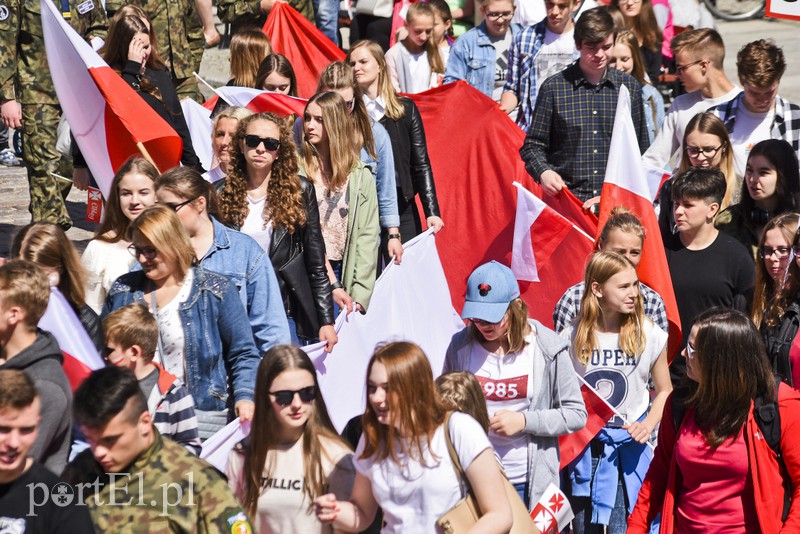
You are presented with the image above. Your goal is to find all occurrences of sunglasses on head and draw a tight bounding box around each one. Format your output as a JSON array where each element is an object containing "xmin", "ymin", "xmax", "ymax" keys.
[
  {"xmin": 269, "ymin": 386, "xmax": 316, "ymax": 406},
  {"xmin": 244, "ymin": 135, "xmax": 281, "ymax": 151}
]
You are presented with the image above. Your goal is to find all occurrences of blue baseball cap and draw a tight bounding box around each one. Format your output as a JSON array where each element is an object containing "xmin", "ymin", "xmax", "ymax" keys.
[{"xmin": 461, "ymin": 261, "xmax": 520, "ymax": 323}]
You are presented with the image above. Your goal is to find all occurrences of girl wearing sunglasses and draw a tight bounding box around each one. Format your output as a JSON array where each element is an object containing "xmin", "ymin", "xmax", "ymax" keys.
[
  {"xmin": 103, "ymin": 204, "xmax": 261, "ymax": 439},
  {"xmin": 315, "ymin": 341, "xmax": 512, "ymax": 532},
  {"xmin": 443, "ymin": 261, "xmax": 586, "ymax": 508},
  {"xmin": 81, "ymin": 157, "xmax": 159, "ymax": 314},
  {"xmin": 715, "ymin": 139, "xmax": 800, "ymax": 259},
  {"xmin": 217, "ymin": 113, "xmax": 337, "ymax": 350},
  {"xmin": 155, "ymin": 167, "xmax": 290, "ymax": 357},
  {"xmin": 227, "ymin": 345, "xmax": 354, "ymax": 533},
  {"xmin": 561, "ymin": 251, "xmax": 671, "ymax": 534},
  {"xmin": 761, "ymin": 212, "xmax": 800, "ymax": 388},
  {"xmin": 301, "ymin": 92, "xmax": 380, "ymax": 315}
]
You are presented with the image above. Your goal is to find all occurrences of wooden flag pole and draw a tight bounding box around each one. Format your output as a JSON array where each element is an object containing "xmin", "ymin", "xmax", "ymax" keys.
[{"xmin": 136, "ymin": 142, "xmax": 161, "ymax": 173}]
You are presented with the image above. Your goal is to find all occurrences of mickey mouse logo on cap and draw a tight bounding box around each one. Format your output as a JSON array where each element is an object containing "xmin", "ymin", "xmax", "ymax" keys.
[{"xmin": 478, "ymin": 284, "xmax": 491, "ymax": 297}]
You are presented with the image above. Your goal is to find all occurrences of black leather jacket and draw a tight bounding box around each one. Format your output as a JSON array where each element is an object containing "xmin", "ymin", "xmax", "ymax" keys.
[
  {"xmin": 380, "ymin": 97, "xmax": 441, "ymax": 217},
  {"xmin": 216, "ymin": 177, "xmax": 334, "ymax": 339}
]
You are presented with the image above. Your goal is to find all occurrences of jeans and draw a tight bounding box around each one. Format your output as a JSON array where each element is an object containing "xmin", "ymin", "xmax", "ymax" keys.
[
  {"xmin": 330, "ymin": 259, "xmax": 343, "ymax": 317},
  {"xmin": 287, "ymin": 316, "xmax": 317, "ymax": 346},
  {"xmin": 567, "ymin": 449, "xmax": 628, "ymax": 534},
  {"xmin": 512, "ymin": 481, "xmax": 528, "ymax": 508},
  {"xmin": 313, "ymin": 0, "xmax": 339, "ymax": 45}
]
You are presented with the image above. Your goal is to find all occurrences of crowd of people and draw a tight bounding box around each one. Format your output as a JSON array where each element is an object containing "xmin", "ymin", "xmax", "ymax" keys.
[{"xmin": 2, "ymin": 0, "xmax": 800, "ymax": 531}]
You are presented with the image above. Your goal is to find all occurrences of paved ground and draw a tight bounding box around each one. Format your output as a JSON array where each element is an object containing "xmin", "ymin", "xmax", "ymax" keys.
[{"xmin": 2, "ymin": 15, "xmax": 799, "ymax": 257}]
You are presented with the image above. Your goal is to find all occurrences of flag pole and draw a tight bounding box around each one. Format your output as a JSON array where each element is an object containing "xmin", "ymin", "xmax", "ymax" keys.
[
  {"xmin": 512, "ymin": 182, "xmax": 596, "ymax": 243},
  {"xmin": 136, "ymin": 142, "xmax": 161, "ymax": 173},
  {"xmin": 193, "ymin": 72, "xmax": 233, "ymax": 106},
  {"xmin": 576, "ymin": 374, "xmax": 657, "ymax": 451}
]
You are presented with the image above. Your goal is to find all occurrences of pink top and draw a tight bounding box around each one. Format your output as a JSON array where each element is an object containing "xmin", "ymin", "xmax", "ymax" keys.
[
  {"xmin": 674, "ymin": 413, "xmax": 760, "ymax": 534},
  {"xmin": 651, "ymin": 0, "xmax": 674, "ymax": 60}
]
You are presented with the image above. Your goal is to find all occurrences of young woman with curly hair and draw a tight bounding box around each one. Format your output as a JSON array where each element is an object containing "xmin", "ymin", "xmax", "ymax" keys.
[{"xmin": 216, "ymin": 113, "xmax": 337, "ymax": 350}]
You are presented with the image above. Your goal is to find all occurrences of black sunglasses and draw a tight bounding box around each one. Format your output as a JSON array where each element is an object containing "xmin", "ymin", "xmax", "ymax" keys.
[
  {"xmin": 269, "ymin": 386, "xmax": 316, "ymax": 407},
  {"xmin": 244, "ymin": 135, "xmax": 281, "ymax": 151}
]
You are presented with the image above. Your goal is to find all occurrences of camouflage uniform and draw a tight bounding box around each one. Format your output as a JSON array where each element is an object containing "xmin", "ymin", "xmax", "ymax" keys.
[
  {"xmin": 113, "ymin": 0, "xmax": 204, "ymax": 102},
  {"xmin": 69, "ymin": 431, "xmax": 254, "ymax": 533},
  {"xmin": 216, "ymin": 0, "xmax": 314, "ymax": 36},
  {"xmin": 0, "ymin": 0, "xmax": 107, "ymax": 228}
]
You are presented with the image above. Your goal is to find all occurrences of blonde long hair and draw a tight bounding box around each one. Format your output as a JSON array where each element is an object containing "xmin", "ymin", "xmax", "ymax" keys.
[
  {"xmin": 302, "ymin": 92, "xmax": 361, "ymax": 191},
  {"xmin": 572, "ymin": 252, "xmax": 645, "ymax": 365},
  {"xmin": 229, "ymin": 30, "xmax": 272, "ymax": 88},
  {"xmin": 347, "ymin": 40, "xmax": 406, "ymax": 121},
  {"xmin": 678, "ymin": 112, "xmax": 737, "ymax": 209}
]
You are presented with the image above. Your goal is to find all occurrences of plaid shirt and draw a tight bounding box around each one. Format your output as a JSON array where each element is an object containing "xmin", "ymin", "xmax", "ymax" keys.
[
  {"xmin": 519, "ymin": 62, "xmax": 650, "ymax": 202},
  {"xmin": 552, "ymin": 281, "xmax": 669, "ymax": 333},
  {"xmin": 710, "ymin": 93, "xmax": 800, "ymax": 158}
]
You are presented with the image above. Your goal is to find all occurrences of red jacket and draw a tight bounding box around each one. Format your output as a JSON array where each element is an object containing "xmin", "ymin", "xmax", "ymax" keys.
[{"xmin": 628, "ymin": 383, "xmax": 800, "ymax": 534}]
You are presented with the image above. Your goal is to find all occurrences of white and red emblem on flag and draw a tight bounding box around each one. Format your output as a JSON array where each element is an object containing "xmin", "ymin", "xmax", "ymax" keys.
[
  {"xmin": 38, "ymin": 288, "xmax": 105, "ymax": 392},
  {"xmin": 530, "ymin": 483, "xmax": 574, "ymax": 534},
  {"xmin": 41, "ymin": 0, "xmax": 183, "ymax": 197},
  {"xmin": 85, "ymin": 187, "xmax": 103, "ymax": 224},
  {"xmin": 597, "ymin": 85, "xmax": 682, "ymax": 360}
]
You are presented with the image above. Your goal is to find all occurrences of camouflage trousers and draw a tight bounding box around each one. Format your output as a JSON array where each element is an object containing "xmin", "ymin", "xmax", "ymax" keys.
[
  {"xmin": 21, "ymin": 102, "xmax": 72, "ymax": 229},
  {"xmin": 176, "ymin": 9, "xmax": 205, "ymax": 104}
]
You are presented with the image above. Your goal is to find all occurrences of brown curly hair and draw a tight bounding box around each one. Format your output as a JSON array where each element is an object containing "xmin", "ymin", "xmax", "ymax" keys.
[{"xmin": 217, "ymin": 112, "xmax": 307, "ymax": 231}]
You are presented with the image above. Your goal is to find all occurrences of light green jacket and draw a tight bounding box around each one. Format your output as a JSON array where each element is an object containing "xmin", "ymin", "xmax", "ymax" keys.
[{"xmin": 341, "ymin": 161, "xmax": 380, "ymax": 311}]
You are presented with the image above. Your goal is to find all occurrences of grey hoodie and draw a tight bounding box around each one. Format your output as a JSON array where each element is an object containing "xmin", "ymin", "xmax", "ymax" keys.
[
  {"xmin": 443, "ymin": 319, "xmax": 587, "ymax": 509},
  {"xmin": 1, "ymin": 330, "xmax": 72, "ymax": 474}
]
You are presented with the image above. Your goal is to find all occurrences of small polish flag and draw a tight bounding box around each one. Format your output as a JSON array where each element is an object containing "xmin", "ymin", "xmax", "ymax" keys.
[
  {"xmin": 181, "ymin": 98, "xmax": 214, "ymax": 172},
  {"xmin": 530, "ymin": 483, "xmax": 574, "ymax": 534}
]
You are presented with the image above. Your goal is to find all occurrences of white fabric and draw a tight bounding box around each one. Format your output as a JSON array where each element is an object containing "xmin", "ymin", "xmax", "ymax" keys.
[
  {"xmin": 535, "ymin": 28, "xmax": 575, "ymax": 94},
  {"xmin": 204, "ymin": 165, "xmax": 226, "ymax": 183},
  {"xmin": 227, "ymin": 436, "xmax": 355, "ymax": 534},
  {"xmin": 463, "ymin": 332, "xmax": 545, "ymax": 484},
  {"xmin": 363, "ymin": 95, "xmax": 387, "ymax": 122},
  {"xmin": 241, "ymin": 194, "xmax": 274, "ymax": 253},
  {"xmin": 643, "ymin": 87, "xmax": 741, "ymax": 171},
  {"xmin": 81, "ymin": 239, "xmax": 137, "ymax": 314},
  {"xmin": 352, "ymin": 412, "xmax": 490, "ymax": 533},
  {"xmin": 180, "ymin": 98, "xmax": 213, "ymax": 172},
  {"xmin": 512, "ymin": 0, "xmax": 545, "ymax": 27},
  {"xmin": 153, "ymin": 269, "xmax": 195, "ymax": 382},
  {"xmin": 729, "ymin": 105, "xmax": 774, "ymax": 178},
  {"xmin": 303, "ymin": 230, "xmax": 465, "ymax": 432},
  {"xmin": 200, "ymin": 420, "xmax": 251, "ymax": 472},
  {"xmin": 561, "ymin": 320, "xmax": 667, "ymax": 425},
  {"xmin": 605, "ymin": 86, "xmax": 653, "ymax": 199},
  {"xmin": 38, "ymin": 287, "xmax": 105, "ymax": 375},
  {"xmin": 511, "ymin": 182, "xmax": 544, "ymax": 282}
]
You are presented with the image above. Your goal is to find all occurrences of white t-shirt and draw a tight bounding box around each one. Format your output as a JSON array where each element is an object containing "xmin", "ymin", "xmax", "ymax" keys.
[
  {"xmin": 512, "ymin": 0, "xmax": 545, "ymax": 27},
  {"xmin": 561, "ymin": 320, "xmax": 667, "ymax": 426},
  {"xmin": 153, "ymin": 268, "xmax": 195, "ymax": 383},
  {"xmin": 353, "ymin": 412, "xmax": 491, "ymax": 533},
  {"xmin": 226, "ymin": 436, "xmax": 355, "ymax": 534},
  {"xmin": 241, "ymin": 194, "xmax": 274, "ymax": 253},
  {"xmin": 730, "ymin": 104, "xmax": 775, "ymax": 178},
  {"xmin": 535, "ymin": 28, "xmax": 575, "ymax": 94},
  {"xmin": 643, "ymin": 87, "xmax": 741, "ymax": 171},
  {"xmin": 81, "ymin": 239, "xmax": 137, "ymax": 314},
  {"xmin": 463, "ymin": 333, "xmax": 545, "ymax": 484},
  {"xmin": 491, "ymin": 31, "xmax": 512, "ymax": 103}
]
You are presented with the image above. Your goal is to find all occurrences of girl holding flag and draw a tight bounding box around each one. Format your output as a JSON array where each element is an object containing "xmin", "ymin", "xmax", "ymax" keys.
[{"xmin": 561, "ymin": 251, "xmax": 671, "ymax": 534}]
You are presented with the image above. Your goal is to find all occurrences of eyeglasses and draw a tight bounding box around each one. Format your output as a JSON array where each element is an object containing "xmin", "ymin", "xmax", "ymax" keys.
[
  {"xmin": 244, "ymin": 135, "xmax": 281, "ymax": 151},
  {"xmin": 269, "ymin": 386, "xmax": 316, "ymax": 407},
  {"xmin": 685, "ymin": 144, "xmax": 724, "ymax": 159},
  {"xmin": 686, "ymin": 342, "xmax": 696, "ymax": 360},
  {"xmin": 759, "ymin": 246, "xmax": 792, "ymax": 259},
  {"xmin": 485, "ymin": 10, "xmax": 514, "ymax": 19},
  {"xmin": 163, "ymin": 197, "xmax": 198, "ymax": 212},
  {"xmin": 675, "ymin": 59, "xmax": 705, "ymax": 75},
  {"xmin": 128, "ymin": 244, "xmax": 158, "ymax": 260}
]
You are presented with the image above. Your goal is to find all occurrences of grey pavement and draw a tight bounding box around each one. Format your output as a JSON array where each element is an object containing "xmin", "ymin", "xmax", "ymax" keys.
[{"xmin": 2, "ymin": 15, "xmax": 800, "ymax": 257}]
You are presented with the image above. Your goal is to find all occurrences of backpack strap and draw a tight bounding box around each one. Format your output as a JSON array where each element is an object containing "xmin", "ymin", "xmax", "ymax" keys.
[{"xmin": 442, "ymin": 412, "xmax": 474, "ymax": 496}]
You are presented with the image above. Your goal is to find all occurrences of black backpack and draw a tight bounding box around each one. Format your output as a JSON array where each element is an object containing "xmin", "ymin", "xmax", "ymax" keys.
[{"xmin": 671, "ymin": 376, "xmax": 790, "ymax": 521}]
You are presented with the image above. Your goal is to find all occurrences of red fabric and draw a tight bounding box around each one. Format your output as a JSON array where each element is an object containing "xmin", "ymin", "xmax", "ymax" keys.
[
  {"xmin": 558, "ymin": 384, "xmax": 616, "ymax": 468},
  {"xmin": 88, "ymin": 67, "xmax": 183, "ymax": 174},
  {"xmin": 788, "ymin": 331, "xmax": 800, "ymax": 389},
  {"xmin": 674, "ymin": 414, "xmax": 758, "ymax": 532},
  {"xmin": 542, "ymin": 189, "xmax": 599, "ymax": 240},
  {"xmin": 203, "ymin": 95, "xmax": 219, "ymax": 111},
  {"xmin": 409, "ymin": 82, "xmax": 595, "ymax": 328},
  {"xmin": 262, "ymin": 2, "xmax": 345, "ymax": 99},
  {"xmin": 597, "ymin": 181, "xmax": 683, "ymax": 362},
  {"xmin": 628, "ymin": 384, "xmax": 800, "ymax": 534}
]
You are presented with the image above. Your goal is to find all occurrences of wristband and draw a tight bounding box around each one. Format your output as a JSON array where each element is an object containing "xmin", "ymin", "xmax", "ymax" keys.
[
  {"xmin": 331, "ymin": 281, "xmax": 343, "ymax": 290},
  {"xmin": 388, "ymin": 232, "xmax": 401, "ymax": 241}
]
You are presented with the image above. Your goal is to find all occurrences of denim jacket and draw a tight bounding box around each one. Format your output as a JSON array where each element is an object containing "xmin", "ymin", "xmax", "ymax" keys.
[
  {"xmin": 444, "ymin": 21, "xmax": 522, "ymax": 98},
  {"xmin": 199, "ymin": 217, "xmax": 290, "ymax": 354},
  {"xmin": 103, "ymin": 268, "xmax": 260, "ymax": 414}
]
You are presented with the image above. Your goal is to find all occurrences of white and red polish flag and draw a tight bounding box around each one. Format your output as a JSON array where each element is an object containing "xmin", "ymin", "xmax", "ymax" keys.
[
  {"xmin": 530, "ymin": 483, "xmax": 574, "ymax": 534},
  {"xmin": 38, "ymin": 288, "xmax": 105, "ymax": 392},
  {"xmin": 41, "ymin": 0, "xmax": 183, "ymax": 198},
  {"xmin": 558, "ymin": 382, "xmax": 616, "ymax": 468},
  {"xmin": 202, "ymin": 87, "xmax": 308, "ymax": 118},
  {"xmin": 597, "ymin": 85, "xmax": 682, "ymax": 361}
]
